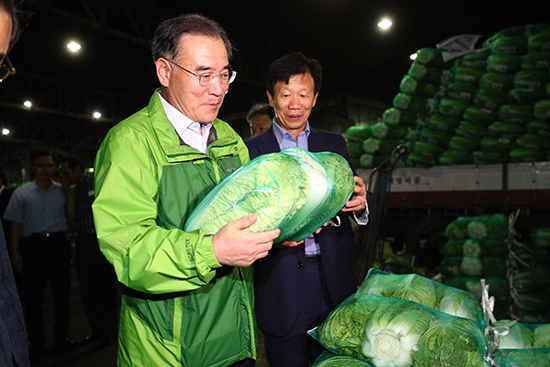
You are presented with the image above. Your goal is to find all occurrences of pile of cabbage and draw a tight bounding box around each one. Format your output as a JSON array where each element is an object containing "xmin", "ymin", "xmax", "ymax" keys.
[
  {"xmin": 309, "ymin": 269, "xmax": 490, "ymax": 367},
  {"xmin": 184, "ymin": 147, "xmax": 356, "ymax": 244}
]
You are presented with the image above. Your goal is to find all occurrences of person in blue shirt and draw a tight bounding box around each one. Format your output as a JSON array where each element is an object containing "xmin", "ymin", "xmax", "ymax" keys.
[{"xmin": 4, "ymin": 151, "xmax": 75, "ymax": 356}]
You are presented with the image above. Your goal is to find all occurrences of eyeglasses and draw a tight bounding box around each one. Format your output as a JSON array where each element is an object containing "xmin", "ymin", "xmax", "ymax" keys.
[
  {"xmin": 0, "ymin": 54, "xmax": 16, "ymax": 83},
  {"xmin": 166, "ymin": 59, "xmax": 237, "ymax": 86}
]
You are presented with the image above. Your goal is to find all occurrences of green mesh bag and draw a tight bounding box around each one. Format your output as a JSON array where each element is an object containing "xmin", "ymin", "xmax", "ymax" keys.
[
  {"xmin": 406, "ymin": 152, "xmax": 436, "ymax": 167},
  {"xmin": 508, "ymin": 88, "xmax": 546, "ymax": 105},
  {"xmin": 445, "ymin": 217, "xmax": 475, "ymax": 239},
  {"xmin": 437, "ymin": 97, "xmax": 470, "ymax": 117},
  {"xmin": 473, "ymin": 88, "xmax": 509, "ymax": 110},
  {"xmin": 455, "ymin": 120, "xmax": 489, "ymax": 140},
  {"xmin": 481, "ymin": 136, "xmax": 516, "ymax": 153},
  {"xmin": 371, "ymin": 122, "xmax": 410, "ymax": 139},
  {"xmin": 493, "ymin": 348, "xmax": 550, "ymax": 367},
  {"xmin": 489, "ymin": 35, "xmax": 528, "ymax": 55},
  {"xmin": 415, "ymin": 47, "xmax": 446, "ymax": 67},
  {"xmin": 345, "ymin": 125, "xmax": 372, "ymax": 142},
  {"xmin": 418, "ymin": 127, "xmax": 453, "ymax": 147},
  {"xmin": 526, "ymin": 119, "xmax": 550, "ymax": 136},
  {"xmin": 448, "ymin": 136, "xmax": 479, "ymax": 152},
  {"xmin": 442, "ymin": 238, "xmax": 508, "ymax": 258},
  {"xmin": 488, "ymin": 122, "xmax": 526, "ymax": 137},
  {"xmin": 526, "ymin": 23, "xmax": 550, "ymax": 37},
  {"xmin": 479, "ymin": 72, "xmax": 514, "ymax": 91},
  {"xmin": 455, "ymin": 49, "xmax": 491, "ymax": 69},
  {"xmin": 528, "ymin": 27, "xmax": 550, "ymax": 52},
  {"xmin": 472, "ymin": 151, "xmax": 508, "ymax": 164},
  {"xmin": 452, "ymin": 67, "xmax": 485, "ymax": 83},
  {"xmin": 308, "ymin": 293, "xmax": 488, "ymax": 367},
  {"xmin": 516, "ymin": 133, "xmax": 550, "ymax": 150},
  {"xmin": 463, "ymin": 106, "xmax": 499, "ymax": 126},
  {"xmin": 426, "ymin": 113, "xmax": 461, "ymax": 131},
  {"xmin": 399, "ymin": 75, "xmax": 439, "ymax": 97},
  {"xmin": 357, "ymin": 268, "xmax": 485, "ymax": 329},
  {"xmin": 486, "ymin": 54, "xmax": 522, "ymax": 74},
  {"xmin": 466, "ymin": 213, "xmax": 509, "ymax": 239},
  {"xmin": 514, "ymin": 70, "xmax": 550, "ymax": 90},
  {"xmin": 362, "ymin": 138, "xmax": 400, "ymax": 155},
  {"xmin": 440, "ymin": 256, "xmax": 507, "ymax": 277},
  {"xmin": 393, "ymin": 93, "xmax": 429, "ymax": 112},
  {"xmin": 382, "ymin": 107, "xmax": 420, "ymax": 126},
  {"xmin": 532, "ymin": 227, "xmax": 550, "ymax": 247},
  {"xmin": 498, "ymin": 104, "xmax": 534, "ymax": 124},
  {"xmin": 408, "ymin": 63, "xmax": 444, "ymax": 84},
  {"xmin": 346, "ymin": 140, "xmax": 364, "ymax": 158},
  {"xmin": 312, "ymin": 351, "xmax": 373, "ymax": 367},
  {"xmin": 534, "ymin": 99, "xmax": 550, "ymax": 120},
  {"xmin": 445, "ymin": 82, "xmax": 478, "ymax": 101},
  {"xmin": 521, "ymin": 51, "xmax": 550, "ymax": 70},
  {"xmin": 439, "ymin": 150, "xmax": 472, "ymax": 165},
  {"xmin": 486, "ymin": 25, "xmax": 526, "ymax": 40},
  {"xmin": 184, "ymin": 147, "xmax": 355, "ymax": 244},
  {"xmin": 492, "ymin": 319, "xmax": 536, "ymax": 349},
  {"xmin": 512, "ymin": 266, "xmax": 550, "ymax": 293}
]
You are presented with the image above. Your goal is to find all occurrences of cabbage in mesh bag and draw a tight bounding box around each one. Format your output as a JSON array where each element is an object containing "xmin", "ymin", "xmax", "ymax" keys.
[
  {"xmin": 312, "ymin": 351, "xmax": 374, "ymax": 367},
  {"xmin": 184, "ymin": 147, "xmax": 355, "ymax": 244},
  {"xmin": 357, "ymin": 268, "xmax": 484, "ymax": 328},
  {"xmin": 493, "ymin": 348, "xmax": 550, "ymax": 367},
  {"xmin": 309, "ymin": 293, "xmax": 488, "ymax": 367}
]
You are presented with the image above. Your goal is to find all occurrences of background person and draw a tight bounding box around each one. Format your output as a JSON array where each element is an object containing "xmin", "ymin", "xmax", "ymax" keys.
[
  {"xmin": 0, "ymin": 1, "xmax": 30, "ymax": 365},
  {"xmin": 92, "ymin": 13, "xmax": 280, "ymax": 367},
  {"xmin": 245, "ymin": 51, "xmax": 369, "ymax": 367},
  {"xmin": 246, "ymin": 102, "xmax": 274, "ymax": 137},
  {"xmin": 60, "ymin": 156, "xmax": 118, "ymax": 348},
  {"xmin": 4, "ymin": 151, "xmax": 74, "ymax": 357}
]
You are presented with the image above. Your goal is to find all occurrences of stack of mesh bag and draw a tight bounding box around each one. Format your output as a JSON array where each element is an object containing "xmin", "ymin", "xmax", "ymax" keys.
[
  {"xmin": 440, "ymin": 214, "xmax": 511, "ymax": 319},
  {"xmin": 507, "ymin": 227, "xmax": 550, "ymax": 323},
  {"xmin": 309, "ymin": 268, "xmax": 490, "ymax": 367}
]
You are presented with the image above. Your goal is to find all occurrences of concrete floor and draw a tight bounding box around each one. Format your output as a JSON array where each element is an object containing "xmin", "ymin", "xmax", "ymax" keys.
[{"xmin": 25, "ymin": 265, "xmax": 269, "ymax": 367}]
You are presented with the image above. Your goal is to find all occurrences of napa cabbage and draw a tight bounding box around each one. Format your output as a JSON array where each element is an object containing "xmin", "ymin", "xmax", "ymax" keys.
[{"xmin": 184, "ymin": 147, "xmax": 355, "ymax": 244}]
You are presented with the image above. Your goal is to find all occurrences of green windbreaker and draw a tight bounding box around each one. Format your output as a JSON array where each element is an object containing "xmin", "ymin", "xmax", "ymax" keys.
[{"xmin": 92, "ymin": 89, "xmax": 254, "ymax": 366}]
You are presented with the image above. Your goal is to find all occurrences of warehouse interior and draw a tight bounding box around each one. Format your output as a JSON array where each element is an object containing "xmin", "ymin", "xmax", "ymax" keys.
[{"xmin": 2, "ymin": 0, "xmax": 550, "ymax": 366}]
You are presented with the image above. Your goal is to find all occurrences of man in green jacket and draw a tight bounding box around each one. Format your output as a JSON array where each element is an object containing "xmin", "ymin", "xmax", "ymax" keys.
[{"xmin": 92, "ymin": 14, "xmax": 280, "ymax": 367}]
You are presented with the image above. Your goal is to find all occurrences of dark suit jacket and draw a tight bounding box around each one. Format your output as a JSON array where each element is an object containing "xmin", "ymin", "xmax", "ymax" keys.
[{"xmin": 245, "ymin": 125, "xmax": 359, "ymax": 337}]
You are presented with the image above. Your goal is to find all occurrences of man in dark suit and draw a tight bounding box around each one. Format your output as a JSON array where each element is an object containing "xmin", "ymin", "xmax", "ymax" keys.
[{"xmin": 245, "ymin": 52, "xmax": 369, "ymax": 367}]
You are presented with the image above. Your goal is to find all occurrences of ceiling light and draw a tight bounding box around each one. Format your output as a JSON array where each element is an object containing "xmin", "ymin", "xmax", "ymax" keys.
[
  {"xmin": 23, "ymin": 100, "xmax": 32, "ymax": 108},
  {"xmin": 378, "ymin": 18, "xmax": 392, "ymax": 30},
  {"xmin": 67, "ymin": 41, "xmax": 82, "ymax": 53},
  {"xmin": 2, "ymin": 128, "xmax": 9, "ymax": 136},
  {"xmin": 93, "ymin": 111, "xmax": 102, "ymax": 119}
]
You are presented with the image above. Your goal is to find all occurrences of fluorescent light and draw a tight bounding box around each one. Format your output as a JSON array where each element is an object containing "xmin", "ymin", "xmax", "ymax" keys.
[
  {"xmin": 93, "ymin": 111, "xmax": 102, "ymax": 119},
  {"xmin": 378, "ymin": 18, "xmax": 392, "ymax": 30},
  {"xmin": 2, "ymin": 128, "xmax": 9, "ymax": 136},
  {"xmin": 23, "ymin": 100, "xmax": 32, "ymax": 108},
  {"xmin": 67, "ymin": 41, "xmax": 82, "ymax": 53}
]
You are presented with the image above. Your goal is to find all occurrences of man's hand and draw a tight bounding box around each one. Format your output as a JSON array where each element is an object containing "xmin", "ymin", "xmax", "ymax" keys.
[
  {"xmin": 213, "ymin": 214, "xmax": 280, "ymax": 267},
  {"xmin": 342, "ymin": 176, "xmax": 367, "ymax": 214}
]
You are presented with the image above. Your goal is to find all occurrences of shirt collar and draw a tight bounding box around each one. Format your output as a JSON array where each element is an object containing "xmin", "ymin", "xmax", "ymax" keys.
[
  {"xmin": 158, "ymin": 90, "xmax": 212, "ymax": 138},
  {"xmin": 273, "ymin": 120, "xmax": 311, "ymax": 151}
]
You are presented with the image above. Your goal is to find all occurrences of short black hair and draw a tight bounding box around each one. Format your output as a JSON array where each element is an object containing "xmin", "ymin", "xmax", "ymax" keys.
[
  {"xmin": 31, "ymin": 150, "xmax": 56, "ymax": 164},
  {"xmin": 266, "ymin": 52, "xmax": 322, "ymax": 97},
  {"xmin": 150, "ymin": 13, "xmax": 234, "ymax": 63},
  {"xmin": 0, "ymin": 168, "xmax": 7, "ymax": 186},
  {"xmin": 0, "ymin": 0, "xmax": 26, "ymax": 51},
  {"xmin": 246, "ymin": 103, "xmax": 274, "ymax": 124},
  {"xmin": 61, "ymin": 155, "xmax": 84, "ymax": 171}
]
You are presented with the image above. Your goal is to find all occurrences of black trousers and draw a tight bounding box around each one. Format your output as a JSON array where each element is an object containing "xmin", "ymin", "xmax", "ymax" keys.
[
  {"xmin": 20, "ymin": 233, "xmax": 71, "ymax": 343},
  {"xmin": 75, "ymin": 232, "xmax": 118, "ymax": 337}
]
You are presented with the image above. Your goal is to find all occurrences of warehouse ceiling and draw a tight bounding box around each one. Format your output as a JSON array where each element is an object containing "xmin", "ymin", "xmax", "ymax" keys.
[{"xmin": 1, "ymin": 0, "xmax": 549, "ymax": 166}]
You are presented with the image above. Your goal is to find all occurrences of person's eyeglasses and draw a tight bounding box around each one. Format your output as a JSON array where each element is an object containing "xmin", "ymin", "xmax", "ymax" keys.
[
  {"xmin": 0, "ymin": 54, "xmax": 16, "ymax": 83},
  {"xmin": 166, "ymin": 59, "xmax": 237, "ymax": 86}
]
